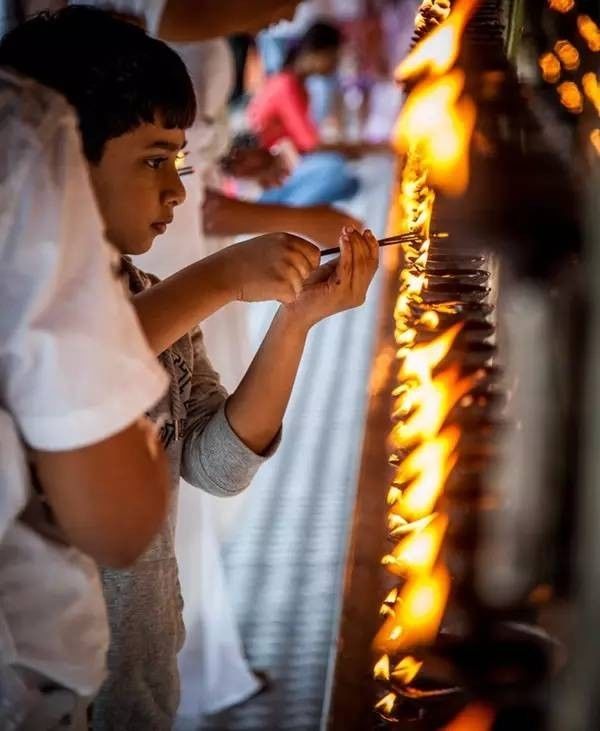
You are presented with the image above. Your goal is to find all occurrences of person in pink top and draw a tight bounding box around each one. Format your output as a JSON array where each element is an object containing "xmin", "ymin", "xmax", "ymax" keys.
[{"xmin": 248, "ymin": 21, "xmax": 362, "ymax": 206}]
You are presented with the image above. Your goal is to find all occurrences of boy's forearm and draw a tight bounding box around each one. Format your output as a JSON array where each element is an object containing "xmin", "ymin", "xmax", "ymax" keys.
[
  {"xmin": 226, "ymin": 308, "xmax": 309, "ymax": 455},
  {"xmin": 133, "ymin": 252, "xmax": 236, "ymax": 355}
]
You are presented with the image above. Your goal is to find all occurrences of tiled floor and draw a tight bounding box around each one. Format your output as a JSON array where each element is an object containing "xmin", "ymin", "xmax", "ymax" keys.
[{"xmin": 204, "ymin": 155, "xmax": 393, "ymax": 731}]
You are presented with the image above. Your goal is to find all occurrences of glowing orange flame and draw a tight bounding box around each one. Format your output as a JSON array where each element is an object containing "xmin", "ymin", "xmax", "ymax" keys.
[
  {"xmin": 375, "ymin": 692, "xmax": 397, "ymax": 716},
  {"xmin": 374, "ymin": 654, "xmax": 391, "ymax": 680},
  {"xmin": 385, "ymin": 587, "xmax": 399, "ymax": 604},
  {"xmin": 419, "ymin": 310, "xmax": 441, "ymax": 330},
  {"xmin": 396, "ymin": 0, "xmax": 480, "ymax": 81},
  {"xmin": 382, "ymin": 513, "xmax": 448, "ymax": 577},
  {"xmin": 554, "ymin": 39, "xmax": 580, "ymax": 70},
  {"xmin": 582, "ymin": 72, "xmax": 600, "ymax": 115},
  {"xmin": 374, "ymin": 565, "xmax": 451, "ymax": 653},
  {"xmin": 578, "ymin": 15, "xmax": 600, "ymax": 52},
  {"xmin": 392, "ymin": 656, "xmax": 424, "ymax": 685},
  {"xmin": 591, "ymin": 129, "xmax": 600, "ymax": 156},
  {"xmin": 538, "ymin": 52, "xmax": 561, "ymax": 83},
  {"xmin": 557, "ymin": 81, "xmax": 584, "ymax": 114},
  {"xmin": 391, "ymin": 365, "xmax": 478, "ymax": 446},
  {"xmin": 397, "ymin": 158, "xmax": 436, "ymax": 237},
  {"xmin": 389, "ymin": 426, "xmax": 459, "ymax": 522},
  {"xmin": 548, "ymin": 0, "xmax": 574, "ymax": 12},
  {"xmin": 443, "ymin": 703, "xmax": 496, "ymax": 730},
  {"xmin": 393, "ymin": 70, "xmax": 477, "ymax": 196},
  {"xmin": 388, "ymin": 513, "xmax": 436, "ymax": 538},
  {"xmin": 398, "ymin": 323, "xmax": 463, "ymax": 383}
]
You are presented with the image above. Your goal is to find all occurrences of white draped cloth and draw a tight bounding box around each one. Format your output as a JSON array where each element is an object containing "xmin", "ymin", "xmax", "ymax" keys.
[{"xmin": 135, "ymin": 39, "xmax": 259, "ymax": 723}]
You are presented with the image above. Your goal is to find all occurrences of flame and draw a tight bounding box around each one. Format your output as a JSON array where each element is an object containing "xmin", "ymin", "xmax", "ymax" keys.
[
  {"xmin": 388, "ymin": 513, "xmax": 436, "ymax": 537},
  {"xmin": 548, "ymin": 0, "xmax": 574, "ymax": 12},
  {"xmin": 375, "ymin": 693, "xmax": 397, "ymax": 716},
  {"xmin": 419, "ymin": 310, "xmax": 441, "ymax": 330},
  {"xmin": 538, "ymin": 52, "xmax": 561, "ymax": 83},
  {"xmin": 391, "ymin": 366, "xmax": 477, "ymax": 446},
  {"xmin": 374, "ymin": 654, "xmax": 391, "ymax": 680},
  {"xmin": 382, "ymin": 513, "xmax": 448, "ymax": 576},
  {"xmin": 396, "ymin": 0, "xmax": 480, "ymax": 81},
  {"xmin": 582, "ymin": 73, "xmax": 600, "ymax": 115},
  {"xmin": 391, "ymin": 656, "xmax": 424, "ymax": 685},
  {"xmin": 397, "ymin": 156, "xmax": 436, "ymax": 236},
  {"xmin": 578, "ymin": 15, "xmax": 600, "ymax": 52},
  {"xmin": 443, "ymin": 703, "xmax": 496, "ymax": 730},
  {"xmin": 591, "ymin": 129, "xmax": 600, "ymax": 156},
  {"xmin": 557, "ymin": 81, "xmax": 584, "ymax": 113},
  {"xmin": 385, "ymin": 587, "xmax": 399, "ymax": 604},
  {"xmin": 393, "ymin": 70, "xmax": 477, "ymax": 196},
  {"xmin": 374, "ymin": 565, "xmax": 451, "ymax": 653},
  {"xmin": 554, "ymin": 40, "xmax": 580, "ymax": 71},
  {"xmin": 399, "ymin": 323, "xmax": 463, "ymax": 383},
  {"xmin": 389, "ymin": 427, "xmax": 459, "ymax": 521}
]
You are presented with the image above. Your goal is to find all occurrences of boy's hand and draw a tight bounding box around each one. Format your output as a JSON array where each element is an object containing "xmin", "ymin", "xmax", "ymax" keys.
[
  {"xmin": 223, "ymin": 233, "xmax": 321, "ymax": 304},
  {"xmin": 284, "ymin": 227, "xmax": 379, "ymax": 328}
]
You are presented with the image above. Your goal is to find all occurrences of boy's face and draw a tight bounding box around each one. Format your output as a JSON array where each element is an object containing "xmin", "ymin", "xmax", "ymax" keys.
[{"xmin": 90, "ymin": 121, "xmax": 186, "ymax": 255}]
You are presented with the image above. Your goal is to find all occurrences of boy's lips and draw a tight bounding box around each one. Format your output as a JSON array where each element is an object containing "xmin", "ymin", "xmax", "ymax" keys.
[{"xmin": 151, "ymin": 219, "xmax": 172, "ymax": 234}]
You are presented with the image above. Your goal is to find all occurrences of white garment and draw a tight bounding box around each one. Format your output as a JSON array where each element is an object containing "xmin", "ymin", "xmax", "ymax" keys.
[
  {"xmin": 68, "ymin": 0, "xmax": 166, "ymax": 35},
  {"xmin": 0, "ymin": 70, "xmax": 168, "ymax": 703},
  {"xmin": 136, "ymin": 40, "xmax": 259, "ymax": 721}
]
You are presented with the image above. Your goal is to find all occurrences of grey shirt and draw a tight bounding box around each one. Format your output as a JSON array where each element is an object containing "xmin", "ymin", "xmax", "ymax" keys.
[{"xmin": 93, "ymin": 260, "xmax": 278, "ymax": 730}]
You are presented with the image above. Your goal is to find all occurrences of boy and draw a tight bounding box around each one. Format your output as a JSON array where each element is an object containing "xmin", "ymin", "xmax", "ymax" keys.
[{"xmin": 0, "ymin": 8, "xmax": 379, "ymax": 728}]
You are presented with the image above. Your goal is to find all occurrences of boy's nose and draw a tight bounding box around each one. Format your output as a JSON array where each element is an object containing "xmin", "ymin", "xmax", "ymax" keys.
[{"xmin": 164, "ymin": 169, "xmax": 186, "ymax": 208}]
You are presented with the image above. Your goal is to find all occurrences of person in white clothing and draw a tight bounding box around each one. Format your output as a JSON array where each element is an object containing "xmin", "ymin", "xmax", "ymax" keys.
[{"xmin": 0, "ymin": 69, "xmax": 170, "ymax": 729}]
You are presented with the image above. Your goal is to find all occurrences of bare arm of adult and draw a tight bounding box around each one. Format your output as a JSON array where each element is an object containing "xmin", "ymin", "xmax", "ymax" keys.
[
  {"xmin": 133, "ymin": 232, "xmax": 320, "ymax": 356},
  {"xmin": 203, "ymin": 190, "xmax": 363, "ymax": 249},
  {"xmin": 225, "ymin": 227, "xmax": 379, "ymax": 454},
  {"xmin": 31, "ymin": 418, "xmax": 170, "ymax": 568},
  {"xmin": 157, "ymin": 0, "xmax": 299, "ymax": 42}
]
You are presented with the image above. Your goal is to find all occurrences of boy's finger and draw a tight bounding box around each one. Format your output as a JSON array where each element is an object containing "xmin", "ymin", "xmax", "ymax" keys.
[
  {"xmin": 364, "ymin": 229, "xmax": 379, "ymax": 260},
  {"xmin": 350, "ymin": 228, "xmax": 369, "ymax": 262},
  {"xmin": 337, "ymin": 227, "xmax": 354, "ymax": 285},
  {"xmin": 348, "ymin": 229, "xmax": 369, "ymax": 289}
]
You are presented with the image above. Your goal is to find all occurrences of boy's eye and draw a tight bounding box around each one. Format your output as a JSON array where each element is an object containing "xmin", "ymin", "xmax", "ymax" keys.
[{"xmin": 145, "ymin": 157, "xmax": 168, "ymax": 170}]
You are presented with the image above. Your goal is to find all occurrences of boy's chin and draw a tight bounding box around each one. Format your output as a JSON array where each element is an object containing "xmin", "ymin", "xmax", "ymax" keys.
[{"xmin": 127, "ymin": 235, "xmax": 156, "ymax": 257}]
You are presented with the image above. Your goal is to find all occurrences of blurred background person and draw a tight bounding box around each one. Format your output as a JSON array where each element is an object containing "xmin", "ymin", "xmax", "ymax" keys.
[{"xmin": 247, "ymin": 21, "xmax": 366, "ymax": 207}]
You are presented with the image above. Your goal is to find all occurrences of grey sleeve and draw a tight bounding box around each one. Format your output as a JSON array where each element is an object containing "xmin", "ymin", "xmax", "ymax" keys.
[{"xmin": 181, "ymin": 327, "xmax": 280, "ymax": 497}]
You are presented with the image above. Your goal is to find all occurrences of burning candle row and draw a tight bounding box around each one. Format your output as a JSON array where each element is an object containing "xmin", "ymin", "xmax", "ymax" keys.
[{"xmin": 372, "ymin": 0, "xmax": 482, "ymax": 724}]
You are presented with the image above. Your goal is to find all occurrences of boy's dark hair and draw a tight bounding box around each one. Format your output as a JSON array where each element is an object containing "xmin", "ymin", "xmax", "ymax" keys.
[
  {"xmin": 0, "ymin": 6, "xmax": 196, "ymax": 162},
  {"xmin": 283, "ymin": 21, "xmax": 343, "ymax": 68}
]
